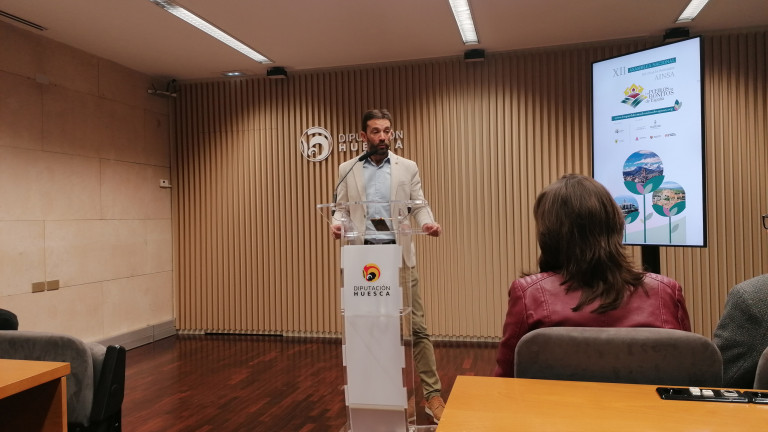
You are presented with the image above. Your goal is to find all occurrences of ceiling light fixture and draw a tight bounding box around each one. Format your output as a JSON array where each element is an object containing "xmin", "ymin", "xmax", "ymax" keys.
[
  {"xmin": 222, "ymin": 71, "xmax": 246, "ymax": 77},
  {"xmin": 448, "ymin": 0, "xmax": 479, "ymax": 45},
  {"xmin": 148, "ymin": 0, "xmax": 272, "ymax": 64},
  {"xmin": 676, "ymin": 0, "xmax": 710, "ymax": 23},
  {"xmin": 0, "ymin": 10, "xmax": 47, "ymax": 31}
]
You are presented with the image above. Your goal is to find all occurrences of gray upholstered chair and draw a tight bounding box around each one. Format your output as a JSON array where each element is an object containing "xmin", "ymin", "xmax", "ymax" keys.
[
  {"xmin": 0, "ymin": 330, "xmax": 125, "ymax": 432},
  {"xmin": 514, "ymin": 327, "xmax": 723, "ymax": 387},
  {"xmin": 754, "ymin": 346, "xmax": 768, "ymax": 390}
]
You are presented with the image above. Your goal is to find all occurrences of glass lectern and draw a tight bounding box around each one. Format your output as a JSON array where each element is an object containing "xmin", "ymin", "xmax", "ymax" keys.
[{"xmin": 318, "ymin": 200, "xmax": 438, "ymax": 432}]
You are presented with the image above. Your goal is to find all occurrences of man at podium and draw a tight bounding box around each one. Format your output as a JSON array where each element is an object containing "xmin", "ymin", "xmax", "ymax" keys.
[{"xmin": 330, "ymin": 109, "xmax": 445, "ymax": 423}]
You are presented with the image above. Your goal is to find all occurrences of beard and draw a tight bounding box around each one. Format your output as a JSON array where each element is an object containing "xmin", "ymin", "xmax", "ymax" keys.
[{"xmin": 372, "ymin": 141, "xmax": 390, "ymax": 155}]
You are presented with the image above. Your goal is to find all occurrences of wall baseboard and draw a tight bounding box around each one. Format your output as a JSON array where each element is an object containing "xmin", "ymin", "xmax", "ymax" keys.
[
  {"xmin": 96, "ymin": 319, "xmax": 176, "ymax": 350},
  {"xmin": 175, "ymin": 329, "xmax": 500, "ymax": 344}
]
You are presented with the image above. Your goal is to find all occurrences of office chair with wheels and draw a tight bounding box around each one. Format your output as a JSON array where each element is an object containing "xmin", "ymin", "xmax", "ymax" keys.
[{"xmin": 514, "ymin": 327, "xmax": 723, "ymax": 387}]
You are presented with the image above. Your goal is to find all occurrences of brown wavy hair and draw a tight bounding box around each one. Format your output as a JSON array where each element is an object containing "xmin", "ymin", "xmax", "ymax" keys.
[{"xmin": 534, "ymin": 174, "xmax": 646, "ymax": 313}]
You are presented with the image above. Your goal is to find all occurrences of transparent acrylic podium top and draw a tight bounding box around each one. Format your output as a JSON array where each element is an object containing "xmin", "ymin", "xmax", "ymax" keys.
[{"xmin": 317, "ymin": 200, "xmax": 431, "ymax": 242}]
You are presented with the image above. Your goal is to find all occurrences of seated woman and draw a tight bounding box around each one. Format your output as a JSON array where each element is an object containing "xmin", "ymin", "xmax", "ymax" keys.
[{"xmin": 494, "ymin": 174, "xmax": 691, "ymax": 377}]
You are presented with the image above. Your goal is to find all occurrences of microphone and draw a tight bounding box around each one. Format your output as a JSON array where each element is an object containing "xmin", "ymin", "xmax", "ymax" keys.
[
  {"xmin": 357, "ymin": 148, "xmax": 378, "ymax": 162},
  {"xmin": 332, "ymin": 148, "xmax": 379, "ymax": 213}
]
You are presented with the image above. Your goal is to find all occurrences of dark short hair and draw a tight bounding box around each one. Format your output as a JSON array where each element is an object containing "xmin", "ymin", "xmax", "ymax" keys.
[
  {"xmin": 361, "ymin": 109, "xmax": 393, "ymax": 132},
  {"xmin": 534, "ymin": 174, "xmax": 645, "ymax": 313},
  {"xmin": 0, "ymin": 309, "xmax": 19, "ymax": 330}
]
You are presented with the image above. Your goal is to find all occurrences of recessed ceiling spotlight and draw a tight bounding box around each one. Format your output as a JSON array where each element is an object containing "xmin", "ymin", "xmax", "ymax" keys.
[{"xmin": 222, "ymin": 71, "xmax": 246, "ymax": 77}]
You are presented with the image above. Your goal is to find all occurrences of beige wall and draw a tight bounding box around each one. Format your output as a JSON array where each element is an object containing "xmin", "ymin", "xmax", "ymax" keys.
[
  {"xmin": 0, "ymin": 21, "xmax": 173, "ymax": 341},
  {"xmin": 173, "ymin": 31, "xmax": 768, "ymax": 339}
]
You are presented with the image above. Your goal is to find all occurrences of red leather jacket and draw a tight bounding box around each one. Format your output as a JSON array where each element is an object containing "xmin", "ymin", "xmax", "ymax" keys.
[{"xmin": 494, "ymin": 272, "xmax": 692, "ymax": 377}]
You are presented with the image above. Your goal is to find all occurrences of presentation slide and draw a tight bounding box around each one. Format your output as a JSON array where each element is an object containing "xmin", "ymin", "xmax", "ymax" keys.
[{"xmin": 592, "ymin": 37, "xmax": 705, "ymax": 247}]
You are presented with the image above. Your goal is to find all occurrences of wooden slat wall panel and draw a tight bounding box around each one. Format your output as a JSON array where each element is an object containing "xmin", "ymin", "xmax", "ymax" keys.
[
  {"xmin": 173, "ymin": 31, "xmax": 768, "ymax": 339},
  {"xmin": 663, "ymin": 32, "xmax": 768, "ymax": 338}
]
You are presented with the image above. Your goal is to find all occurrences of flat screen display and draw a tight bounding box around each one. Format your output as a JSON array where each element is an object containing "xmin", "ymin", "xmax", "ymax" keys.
[{"xmin": 592, "ymin": 37, "xmax": 706, "ymax": 247}]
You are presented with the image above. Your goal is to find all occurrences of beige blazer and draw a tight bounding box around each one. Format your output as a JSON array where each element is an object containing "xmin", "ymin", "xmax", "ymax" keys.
[{"xmin": 332, "ymin": 152, "xmax": 435, "ymax": 267}]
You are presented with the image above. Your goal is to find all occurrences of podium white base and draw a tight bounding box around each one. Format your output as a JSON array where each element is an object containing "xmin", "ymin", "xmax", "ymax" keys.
[{"xmin": 340, "ymin": 422, "xmax": 438, "ymax": 432}]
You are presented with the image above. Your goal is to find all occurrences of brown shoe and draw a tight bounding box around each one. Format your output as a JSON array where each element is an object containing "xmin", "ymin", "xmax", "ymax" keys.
[{"xmin": 425, "ymin": 395, "xmax": 445, "ymax": 423}]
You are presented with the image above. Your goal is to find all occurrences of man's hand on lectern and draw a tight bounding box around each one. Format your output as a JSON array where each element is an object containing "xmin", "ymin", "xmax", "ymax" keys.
[
  {"xmin": 331, "ymin": 224, "xmax": 342, "ymax": 239},
  {"xmin": 422, "ymin": 223, "xmax": 442, "ymax": 237}
]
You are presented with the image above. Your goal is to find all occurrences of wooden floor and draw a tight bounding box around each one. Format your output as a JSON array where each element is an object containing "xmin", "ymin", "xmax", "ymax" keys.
[{"xmin": 122, "ymin": 334, "xmax": 498, "ymax": 431}]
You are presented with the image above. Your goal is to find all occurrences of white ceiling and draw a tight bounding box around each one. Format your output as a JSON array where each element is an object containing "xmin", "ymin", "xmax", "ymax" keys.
[{"xmin": 1, "ymin": 0, "xmax": 767, "ymax": 81}]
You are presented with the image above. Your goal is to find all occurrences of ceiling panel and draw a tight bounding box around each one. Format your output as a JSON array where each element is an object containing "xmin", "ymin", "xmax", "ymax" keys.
[{"xmin": 0, "ymin": 0, "xmax": 766, "ymax": 80}]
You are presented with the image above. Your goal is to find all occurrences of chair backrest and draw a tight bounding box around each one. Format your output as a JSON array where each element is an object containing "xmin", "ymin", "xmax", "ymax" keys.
[
  {"xmin": 0, "ymin": 330, "xmax": 95, "ymax": 423},
  {"xmin": 754, "ymin": 346, "xmax": 768, "ymax": 390},
  {"xmin": 0, "ymin": 330, "xmax": 125, "ymax": 430},
  {"xmin": 514, "ymin": 327, "xmax": 723, "ymax": 387}
]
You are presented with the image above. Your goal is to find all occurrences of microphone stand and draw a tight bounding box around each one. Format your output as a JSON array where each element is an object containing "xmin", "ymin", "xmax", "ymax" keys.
[{"xmin": 331, "ymin": 149, "xmax": 378, "ymax": 215}]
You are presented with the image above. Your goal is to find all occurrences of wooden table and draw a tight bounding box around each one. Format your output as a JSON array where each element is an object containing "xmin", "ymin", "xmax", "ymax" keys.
[
  {"xmin": 437, "ymin": 376, "xmax": 768, "ymax": 431},
  {"xmin": 0, "ymin": 359, "xmax": 70, "ymax": 432}
]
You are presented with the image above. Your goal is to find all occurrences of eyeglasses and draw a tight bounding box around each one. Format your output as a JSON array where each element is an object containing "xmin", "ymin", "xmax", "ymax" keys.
[{"xmin": 763, "ymin": 214, "xmax": 768, "ymax": 230}]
